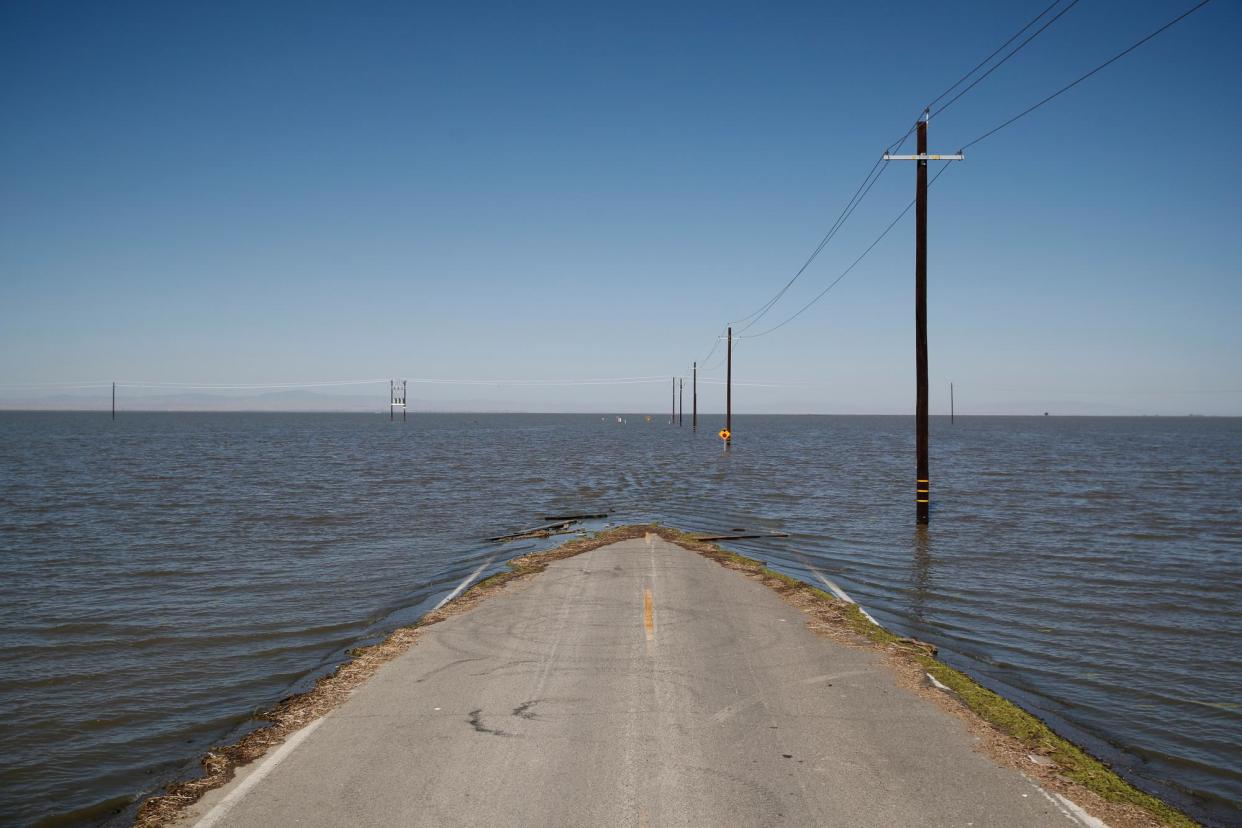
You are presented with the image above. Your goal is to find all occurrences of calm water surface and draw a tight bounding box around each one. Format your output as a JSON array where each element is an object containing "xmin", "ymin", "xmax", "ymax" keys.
[{"xmin": 0, "ymin": 412, "xmax": 1239, "ymax": 826}]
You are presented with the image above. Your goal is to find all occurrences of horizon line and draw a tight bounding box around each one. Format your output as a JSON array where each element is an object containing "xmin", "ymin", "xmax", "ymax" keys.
[{"xmin": 0, "ymin": 408, "xmax": 1235, "ymax": 418}]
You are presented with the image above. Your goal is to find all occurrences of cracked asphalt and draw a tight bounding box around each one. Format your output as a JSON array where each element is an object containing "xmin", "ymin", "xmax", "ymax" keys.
[{"xmin": 178, "ymin": 535, "xmax": 1091, "ymax": 827}]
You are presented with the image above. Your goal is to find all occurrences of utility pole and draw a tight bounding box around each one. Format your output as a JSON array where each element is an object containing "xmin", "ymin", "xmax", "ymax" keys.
[
  {"xmin": 950, "ymin": 382, "xmax": 955, "ymax": 425},
  {"xmin": 389, "ymin": 380, "xmax": 407, "ymax": 422},
  {"xmin": 692, "ymin": 362, "xmax": 697, "ymax": 432},
  {"xmin": 679, "ymin": 378, "xmax": 683, "ymax": 426},
  {"xmin": 111, "ymin": 382, "xmax": 115, "ymax": 421},
  {"xmin": 671, "ymin": 376, "xmax": 676, "ymax": 424},
  {"xmin": 726, "ymin": 326, "xmax": 732, "ymax": 447},
  {"xmin": 885, "ymin": 111, "xmax": 963, "ymax": 525}
]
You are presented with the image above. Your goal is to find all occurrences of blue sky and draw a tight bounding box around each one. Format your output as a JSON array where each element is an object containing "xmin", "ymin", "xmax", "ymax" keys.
[{"xmin": 2, "ymin": 0, "xmax": 1239, "ymax": 414}]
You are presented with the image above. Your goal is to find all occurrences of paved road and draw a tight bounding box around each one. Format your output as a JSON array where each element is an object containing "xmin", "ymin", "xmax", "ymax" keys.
[{"xmin": 181, "ymin": 536, "xmax": 1094, "ymax": 827}]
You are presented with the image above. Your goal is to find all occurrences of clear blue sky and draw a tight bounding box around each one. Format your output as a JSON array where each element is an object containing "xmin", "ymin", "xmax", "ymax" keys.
[{"xmin": 2, "ymin": 0, "xmax": 1239, "ymax": 414}]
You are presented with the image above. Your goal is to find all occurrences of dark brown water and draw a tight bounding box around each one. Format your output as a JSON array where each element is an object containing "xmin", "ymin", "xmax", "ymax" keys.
[{"xmin": 1, "ymin": 412, "xmax": 1239, "ymax": 826}]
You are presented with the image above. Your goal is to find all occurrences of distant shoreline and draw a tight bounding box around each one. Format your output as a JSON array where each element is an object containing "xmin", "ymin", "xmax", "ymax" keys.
[{"xmin": 0, "ymin": 408, "xmax": 1237, "ymax": 418}]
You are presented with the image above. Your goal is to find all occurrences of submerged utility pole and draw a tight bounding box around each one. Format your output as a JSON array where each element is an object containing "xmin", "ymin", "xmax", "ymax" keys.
[
  {"xmin": 671, "ymin": 376, "xmax": 676, "ymax": 424},
  {"xmin": 950, "ymin": 382, "xmax": 955, "ymax": 425},
  {"xmin": 111, "ymin": 382, "xmax": 115, "ymax": 421},
  {"xmin": 726, "ymin": 326, "xmax": 732, "ymax": 447},
  {"xmin": 885, "ymin": 111, "xmax": 963, "ymax": 525},
  {"xmin": 692, "ymin": 362, "xmax": 697, "ymax": 432},
  {"xmin": 679, "ymin": 378, "xmax": 683, "ymax": 426}
]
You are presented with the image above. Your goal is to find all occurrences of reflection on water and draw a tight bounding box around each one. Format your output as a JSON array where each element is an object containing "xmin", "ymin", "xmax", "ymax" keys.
[
  {"xmin": 0, "ymin": 412, "xmax": 1239, "ymax": 827},
  {"xmin": 909, "ymin": 527, "xmax": 933, "ymax": 629}
]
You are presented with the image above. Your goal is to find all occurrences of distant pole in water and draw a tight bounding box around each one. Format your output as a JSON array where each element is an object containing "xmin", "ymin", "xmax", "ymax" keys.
[
  {"xmin": 950, "ymin": 382, "xmax": 955, "ymax": 425},
  {"xmin": 692, "ymin": 362, "xmax": 697, "ymax": 432},
  {"xmin": 679, "ymin": 378, "xmax": 683, "ymax": 427},
  {"xmin": 671, "ymin": 376, "xmax": 675, "ymax": 424},
  {"xmin": 884, "ymin": 111, "xmax": 962, "ymax": 525},
  {"xmin": 111, "ymin": 382, "xmax": 115, "ymax": 421},
  {"xmin": 389, "ymin": 380, "xmax": 407, "ymax": 422},
  {"xmin": 726, "ymin": 326, "xmax": 732, "ymax": 447}
]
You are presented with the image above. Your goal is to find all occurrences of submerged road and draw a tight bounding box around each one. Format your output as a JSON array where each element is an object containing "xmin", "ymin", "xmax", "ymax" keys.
[{"xmin": 180, "ymin": 536, "xmax": 1095, "ymax": 827}]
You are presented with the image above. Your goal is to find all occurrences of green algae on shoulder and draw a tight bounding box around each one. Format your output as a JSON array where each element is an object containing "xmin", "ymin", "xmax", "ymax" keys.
[{"xmin": 790, "ymin": 583, "xmax": 1200, "ymax": 827}]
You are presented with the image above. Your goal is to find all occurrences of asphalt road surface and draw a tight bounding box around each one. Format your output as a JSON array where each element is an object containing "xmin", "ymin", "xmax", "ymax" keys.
[{"xmin": 179, "ymin": 535, "xmax": 1099, "ymax": 827}]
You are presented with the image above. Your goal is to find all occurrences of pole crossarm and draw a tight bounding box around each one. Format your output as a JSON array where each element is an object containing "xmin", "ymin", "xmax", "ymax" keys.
[{"xmin": 883, "ymin": 153, "xmax": 964, "ymax": 161}]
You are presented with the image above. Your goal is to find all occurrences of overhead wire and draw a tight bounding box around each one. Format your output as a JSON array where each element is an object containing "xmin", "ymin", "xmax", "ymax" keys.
[
  {"xmin": 880, "ymin": 0, "xmax": 1071, "ymax": 151},
  {"xmin": 699, "ymin": 328, "xmax": 727, "ymax": 366},
  {"xmin": 1, "ymin": 376, "xmax": 678, "ymax": 391},
  {"xmin": 113, "ymin": 379, "xmax": 389, "ymax": 389},
  {"xmin": 932, "ymin": 0, "xmax": 1083, "ymax": 119},
  {"xmin": 958, "ymin": 0, "xmax": 1214, "ymax": 152},
  {"xmin": 924, "ymin": 0, "xmax": 1068, "ymax": 112},
  {"xmin": 716, "ymin": 0, "xmax": 1085, "ymax": 349},
  {"xmin": 742, "ymin": 163, "xmax": 956, "ymax": 340},
  {"xmin": 730, "ymin": 150, "xmax": 894, "ymax": 333},
  {"xmin": 733, "ymin": 153, "xmax": 895, "ymax": 334},
  {"xmin": 721, "ymin": 0, "xmax": 1214, "ymax": 345}
]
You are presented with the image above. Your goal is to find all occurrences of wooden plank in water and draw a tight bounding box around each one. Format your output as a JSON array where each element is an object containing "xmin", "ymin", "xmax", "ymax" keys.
[{"xmin": 485, "ymin": 520, "xmax": 575, "ymax": 543}]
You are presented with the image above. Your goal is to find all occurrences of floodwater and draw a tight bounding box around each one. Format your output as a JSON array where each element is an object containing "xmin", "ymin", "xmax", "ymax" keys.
[{"xmin": 0, "ymin": 412, "xmax": 1238, "ymax": 826}]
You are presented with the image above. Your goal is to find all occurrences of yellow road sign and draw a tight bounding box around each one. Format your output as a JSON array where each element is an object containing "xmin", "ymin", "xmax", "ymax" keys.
[{"xmin": 718, "ymin": 428, "xmax": 731, "ymax": 441}]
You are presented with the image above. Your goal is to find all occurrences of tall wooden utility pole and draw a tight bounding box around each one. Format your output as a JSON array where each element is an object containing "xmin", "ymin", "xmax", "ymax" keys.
[
  {"xmin": 885, "ymin": 111, "xmax": 962, "ymax": 525},
  {"xmin": 692, "ymin": 362, "xmax": 697, "ymax": 432},
  {"xmin": 111, "ymin": 382, "xmax": 115, "ymax": 421},
  {"xmin": 679, "ymin": 378, "xmax": 683, "ymax": 426},
  {"xmin": 725, "ymin": 326, "xmax": 732, "ymax": 447}
]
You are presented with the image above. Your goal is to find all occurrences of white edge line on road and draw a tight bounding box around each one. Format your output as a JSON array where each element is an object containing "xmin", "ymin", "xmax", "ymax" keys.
[
  {"xmin": 433, "ymin": 554, "xmax": 496, "ymax": 611},
  {"xmin": 192, "ymin": 717, "xmax": 325, "ymax": 828},
  {"xmin": 1034, "ymin": 782, "xmax": 1110, "ymax": 827},
  {"xmin": 806, "ymin": 565, "xmax": 883, "ymax": 626},
  {"xmin": 790, "ymin": 550, "xmax": 886, "ymax": 629},
  {"xmin": 812, "ymin": 572, "xmax": 855, "ymax": 604},
  {"xmin": 1052, "ymin": 790, "xmax": 1110, "ymax": 828}
]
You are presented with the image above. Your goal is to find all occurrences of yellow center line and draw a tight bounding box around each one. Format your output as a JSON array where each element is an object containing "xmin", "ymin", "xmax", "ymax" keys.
[{"xmin": 643, "ymin": 588, "xmax": 654, "ymax": 642}]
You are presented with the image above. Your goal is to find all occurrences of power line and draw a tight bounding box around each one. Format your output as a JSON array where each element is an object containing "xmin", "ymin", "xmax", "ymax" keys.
[
  {"xmin": 405, "ymin": 377, "xmax": 669, "ymax": 387},
  {"xmin": 734, "ymin": 156, "xmax": 893, "ymax": 334},
  {"xmin": 925, "ymin": 0, "xmax": 1068, "ymax": 111},
  {"xmin": 699, "ymin": 328, "xmax": 727, "ymax": 366},
  {"xmin": 743, "ymin": 163, "xmax": 956, "ymax": 340},
  {"xmin": 883, "ymin": 0, "xmax": 1072, "ymax": 157},
  {"xmin": 116, "ymin": 379, "xmax": 390, "ymax": 389},
  {"xmin": 0, "ymin": 376, "xmax": 677, "ymax": 391},
  {"xmin": 724, "ymin": 0, "xmax": 1082, "ymax": 343},
  {"xmin": 731, "ymin": 153, "xmax": 892, "ymax": 333},
  {"xmin": 722, "ymin": 0, "xmax": 1213, "ymax": 345},
  {"xmin": 932, "ymin": 0, "xmax": 1082, "ymax": 118},
  {"xmin": 959, "ymin": 0, "xmax": 1214, "ymax": 152}
]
